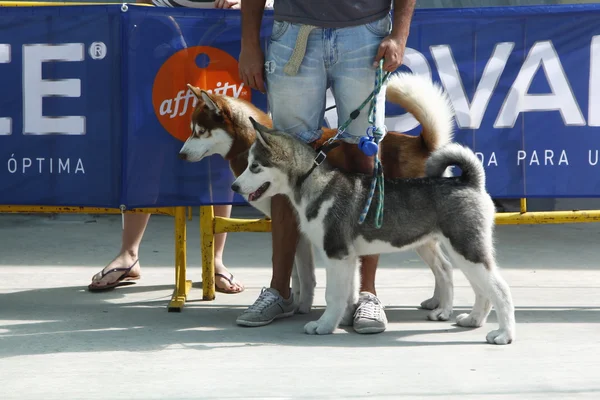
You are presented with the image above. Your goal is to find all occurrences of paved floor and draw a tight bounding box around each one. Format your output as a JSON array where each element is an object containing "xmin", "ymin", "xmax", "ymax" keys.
[{"xmin": 0, "ymin": 210, "xmax": 599, "ymax": 399}]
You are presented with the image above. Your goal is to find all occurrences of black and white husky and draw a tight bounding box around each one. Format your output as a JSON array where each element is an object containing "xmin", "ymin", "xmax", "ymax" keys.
[{"xmin": 231, "ymin": 118, "xmax": 516, "ymax": 345}]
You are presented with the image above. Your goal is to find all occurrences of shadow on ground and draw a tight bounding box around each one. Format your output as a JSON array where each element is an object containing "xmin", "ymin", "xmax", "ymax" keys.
[{"xmin": 1, "ymin": 282, "xmax": 599, "ymax": 359}]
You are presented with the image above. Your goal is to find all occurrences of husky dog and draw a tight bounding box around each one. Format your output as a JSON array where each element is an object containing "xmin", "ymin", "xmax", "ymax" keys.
[
  {"xmin": 178, "ymin": 73, "xmax": 458, "ymax": 321},
  {"xmin": 231, "ymin": 118, "xmax": 516, "ymax": 344}
]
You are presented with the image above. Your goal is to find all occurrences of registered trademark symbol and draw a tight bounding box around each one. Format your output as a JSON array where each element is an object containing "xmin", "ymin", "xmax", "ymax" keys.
[
  {"xmin": 242, "ymin": 91, "xmax": 248, "ymax": 96},
  {"xmin": 89, "ymin": 42, "xmax": 107, "ymax": 60}
]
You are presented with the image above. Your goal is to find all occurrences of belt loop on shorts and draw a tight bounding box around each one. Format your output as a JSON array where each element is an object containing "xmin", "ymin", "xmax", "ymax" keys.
[{"xmin": 283, "ymin": 24, "xmax": 317, "ymax": 76}]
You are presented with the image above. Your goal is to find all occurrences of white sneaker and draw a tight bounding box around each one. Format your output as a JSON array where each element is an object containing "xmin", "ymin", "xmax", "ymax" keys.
[{"xmin": 353, "ymin": 292, "xmax": 388, "ymax": 334}]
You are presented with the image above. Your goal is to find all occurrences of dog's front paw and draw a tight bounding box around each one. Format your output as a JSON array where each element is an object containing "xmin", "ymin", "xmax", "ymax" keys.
[
  {"xmin": 304, "ymin": 320, "xmax": 335, "ymax": 335},
  {"xmin": 420, "ymin": 296, "xmax": 440, "ymax": 310},
  {"xmin": 456, "ymin": 313, "xmax": 485, "ymax": 328},
  {"xmin": 427, "ymin": 307, "xmax": 452, "ymax": 321},
  {"xmin": 304, "ymin": 321, "xmax": 320, "ymax": 334},
  {"xmin": 486, "ymin": 329, "xmax": 514, "ymax": 345}
]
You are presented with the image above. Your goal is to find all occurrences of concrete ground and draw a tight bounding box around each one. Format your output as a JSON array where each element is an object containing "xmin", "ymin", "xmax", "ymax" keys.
[{"xmin": 0, "ymin": 209, "xmax": 599, "ymax": 400}]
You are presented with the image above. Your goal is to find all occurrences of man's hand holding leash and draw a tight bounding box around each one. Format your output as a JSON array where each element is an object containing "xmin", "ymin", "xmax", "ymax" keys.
[{"xmin": 374, "ymin": 0, "xmax": 415, "ymax": 72}]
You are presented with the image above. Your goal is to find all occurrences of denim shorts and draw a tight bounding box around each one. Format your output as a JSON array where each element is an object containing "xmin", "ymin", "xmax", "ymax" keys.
[{"xmin": 264, "ymin": 14, "xmax": 392, "ymax": 144}]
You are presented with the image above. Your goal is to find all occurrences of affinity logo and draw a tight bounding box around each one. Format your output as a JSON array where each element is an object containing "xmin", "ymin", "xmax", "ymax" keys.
[{"xmin": 152, "ymin": 46, "xmax": 251, "ymax": 142}]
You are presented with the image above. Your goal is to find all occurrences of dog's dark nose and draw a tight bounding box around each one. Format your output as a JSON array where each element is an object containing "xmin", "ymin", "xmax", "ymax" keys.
[
  {"xmin": 178, "ymin": 152, "xmax": 187, "ymax": 160},
  {"xmin": 231, "ymin": 183, "xmax": 240, "ymax": 193}
]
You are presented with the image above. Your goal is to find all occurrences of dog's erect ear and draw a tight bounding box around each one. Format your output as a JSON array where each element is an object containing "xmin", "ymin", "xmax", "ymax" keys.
[
  {"xmin": 186, "ymin": 84, "xmax": 221, "ymax": 114},
  {"xmin": 250, "ymin": 117, "xmax": 270, "ymax": 148},
  {"xmin": 200, "ymin": 90, "xmax": 220, "ymax": 114},
  {"xmin": 186, "ymin": 83, "xmax": 202, "ymax": 99},
  {"xmin": 249, "ymin": 116, "xmax": 270, "ymax": 132}
]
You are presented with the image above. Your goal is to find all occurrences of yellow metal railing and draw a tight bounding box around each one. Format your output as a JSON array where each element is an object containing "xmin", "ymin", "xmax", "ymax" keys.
[{"xmin": 493, "ymin": 198, "xmax": 600, "ymax": 225}]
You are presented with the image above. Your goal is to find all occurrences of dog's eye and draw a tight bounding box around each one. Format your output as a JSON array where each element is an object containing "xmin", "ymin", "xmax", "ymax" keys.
[
  {"xmin": 250, "ymin": 162, "xmax": 261, "ymax": 172},
  {"xmin": 192, "ymin": 124, "xmax": 206, "ymax": 137}
]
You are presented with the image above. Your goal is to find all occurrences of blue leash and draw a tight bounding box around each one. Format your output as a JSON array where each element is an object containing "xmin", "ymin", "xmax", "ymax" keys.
[
  {"xmin": 357, "ymin": 60, "xmax": 388, "ymax": 228},
  {"xmin": 312, "ymin": 60, "xmax": 391, "ymax": 229}
]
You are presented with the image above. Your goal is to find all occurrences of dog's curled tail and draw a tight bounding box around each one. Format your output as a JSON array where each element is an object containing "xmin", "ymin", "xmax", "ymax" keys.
[
  {"xmin": 385, "ymin": 72, "xmax": 455, "ymax": 151},
  {"xmin": 426, "ymin": 143, "xmax": 485, "ymax": 190}
]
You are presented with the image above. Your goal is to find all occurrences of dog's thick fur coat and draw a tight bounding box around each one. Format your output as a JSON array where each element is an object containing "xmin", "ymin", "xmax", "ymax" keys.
[
  {"xmin": 179, "ymin": 73, "xmax": 457, "ymax": 320},
  {"xmin": 232, "ymin": 119, "xmax": 516, "ymax": 344}
]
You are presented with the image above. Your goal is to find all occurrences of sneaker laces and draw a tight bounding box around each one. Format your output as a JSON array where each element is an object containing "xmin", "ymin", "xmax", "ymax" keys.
[
  {"xmin": 246, "ymin": 288, "xmax": 279, "ymax": 313},
  {"xmin": 354, "ymin": 295, "xmax": 383, "ymax": 320}
]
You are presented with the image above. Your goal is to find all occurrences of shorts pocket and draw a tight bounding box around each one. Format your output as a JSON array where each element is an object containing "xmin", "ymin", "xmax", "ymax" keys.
[
  {"xmin": 270, "ymin": 20, "xmax": 290, "ymax": 42},
  {"xmin": 365, "ymin": 14, "xmax": 392, "ymax": 37}
]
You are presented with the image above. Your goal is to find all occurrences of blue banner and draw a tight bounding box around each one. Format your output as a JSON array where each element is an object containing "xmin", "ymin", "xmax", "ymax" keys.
[
  {"xmin": 401, "ymin": 6, "xmax": 600, "ymax": 199},
  {"xmin": 0, "ymin": 4, "xmax": 599, "ymax": 207},
  {"xmin": 0, "ymin": 6, "xmax": 123, "ymax": 207}
]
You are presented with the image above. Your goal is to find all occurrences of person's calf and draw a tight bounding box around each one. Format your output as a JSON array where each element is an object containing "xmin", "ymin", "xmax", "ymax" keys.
[
  {"xmin": 359, "ymin": 254, "xmax": 379, "ymax": 295},
  {"xmin": 269, "ymin": 194, "xmax": 299, "ymax": 300}
]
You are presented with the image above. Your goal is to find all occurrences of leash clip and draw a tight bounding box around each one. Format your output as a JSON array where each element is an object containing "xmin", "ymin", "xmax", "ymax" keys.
[
  {"xmin": 313, "ymin": 140, "xmax": 341, "ymax": 166},
  {"xmin": 314, "ymin": 150, "xmax": 327, "ymax": 166}
]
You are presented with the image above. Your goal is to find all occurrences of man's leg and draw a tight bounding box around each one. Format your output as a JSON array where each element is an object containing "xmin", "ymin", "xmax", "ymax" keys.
[
  {"xmin": 329, "ymin": 14, "xmax": 393, "ymax": 334},
  {"xmin": 236, "ymin": 20, "xmax": 327, "ymax": 327},
  {"xmin": 269, "ymin": 195, "xmax": 298, "ymax": 300},
  {"xmin": 359, "ymin": 256, "xmax": 379, "ymax": 295}
]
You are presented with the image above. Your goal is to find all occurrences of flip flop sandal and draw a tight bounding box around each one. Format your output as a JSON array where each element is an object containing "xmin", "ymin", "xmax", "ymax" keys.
[
  {"xmin": 88, "ymin": 259, "xmax": 141, "ymax": 292},
  {"xmin": 215, "ymin": 272, "xmax": 245, "ymax": 294}
]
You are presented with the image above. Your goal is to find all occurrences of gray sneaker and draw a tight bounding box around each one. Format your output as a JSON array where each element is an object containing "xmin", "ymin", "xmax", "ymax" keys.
[
  {"xmin": 353, "ymin": 292, "xmax": 388, "ymax": 334},
  {"xmin": 236, "ymin": 287, "xmax": 296, "ymax": 327}
]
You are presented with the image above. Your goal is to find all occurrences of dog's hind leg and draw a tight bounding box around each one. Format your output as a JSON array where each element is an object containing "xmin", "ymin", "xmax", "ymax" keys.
[
  {"xmin": 304, "ymin": 256, "xmax": 358, "ymax": 335},
  {"xmin": 294, "ymin": 233, "xmax": 316, "ymax": 314},
  {"xmin": 456, "ymin": 292, "xmax": 492, "ymax": 327},
  {"xmin": 441, "ymin": 239, "xmax": 516, "ymax": 345},
  {"xmin": 415, "ymin": 240, "xmax": 454, "ymax": 321},
  {"xmin": 479, "ymin": 266, "xmax": 515, "ymax": 345}
]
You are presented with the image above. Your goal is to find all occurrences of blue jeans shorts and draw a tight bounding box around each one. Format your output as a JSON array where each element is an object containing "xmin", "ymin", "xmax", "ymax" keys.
[{"xmin": 264, "ymin": 14, "xmax": 392, "ymax": 144}]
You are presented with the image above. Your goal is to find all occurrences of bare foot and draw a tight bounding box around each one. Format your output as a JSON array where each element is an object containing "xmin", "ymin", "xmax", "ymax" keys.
[
  {"xmin": 88, "ymin": 251, "xmax": 142, "ymax": 290},
  {"xmin": 214, "ymin": 258, "xmax": 244, "ymax": 294}
]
